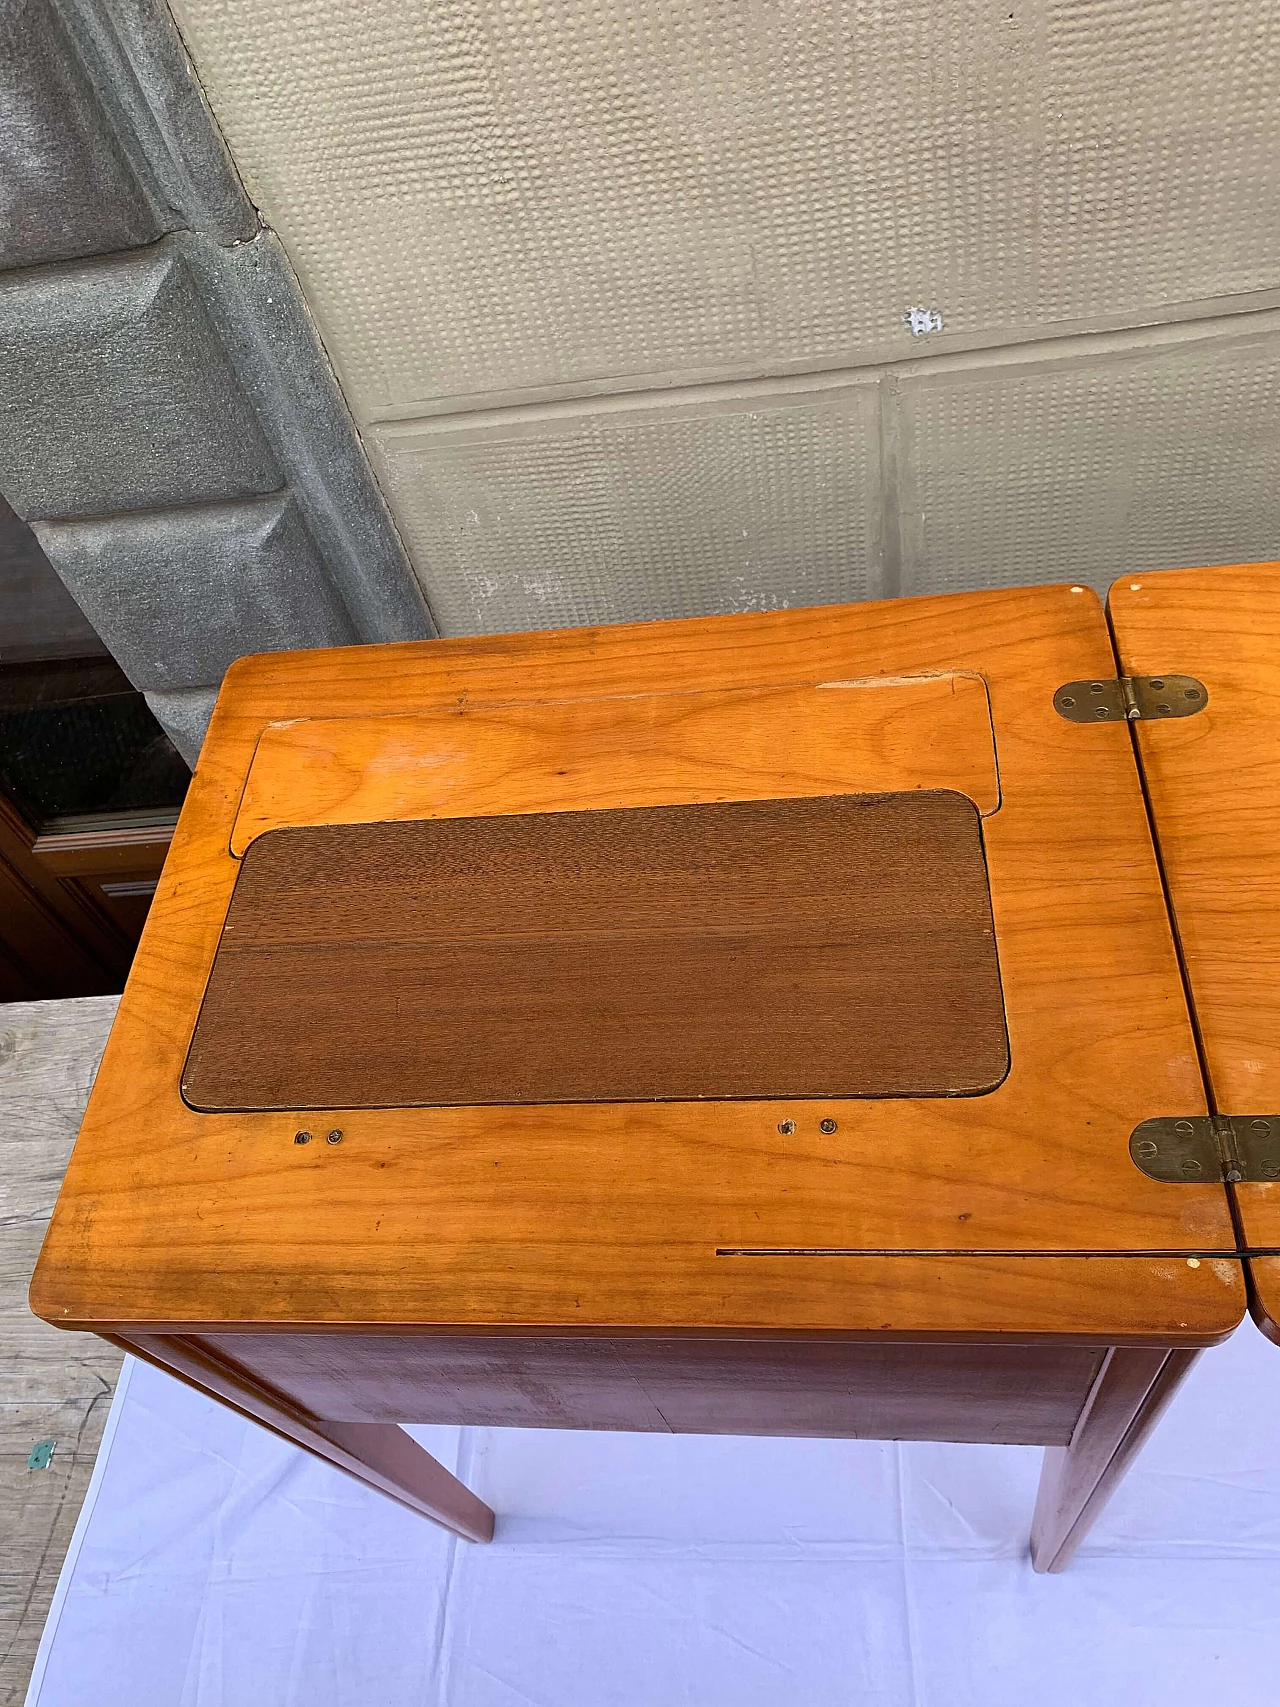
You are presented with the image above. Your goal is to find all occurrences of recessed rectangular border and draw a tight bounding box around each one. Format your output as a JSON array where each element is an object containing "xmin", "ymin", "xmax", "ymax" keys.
[{"xmin": 228, "ymin": 671, "xmax": 1001, "ymax": 856}]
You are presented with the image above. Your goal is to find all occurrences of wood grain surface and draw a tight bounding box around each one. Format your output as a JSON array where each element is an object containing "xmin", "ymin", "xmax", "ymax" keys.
[
  {"xmin": 1110, "ymin": 563, "xmax": 1280, "ymax": 1330},
  {"xmin": 194, "ymin": 1330, "xmax": 1105, "ymax": 1444},
  {"xmin": 1030, "ymin": 1347, "xmax": 1201, "ymax": 1571},
  {"xmin": 118, "ymin": 1332, "xmax": 493, "ymax": 1543},
  {"xmin": 30, "ymin": 587, "xmax": 1243, "ymax": 1342},
  {"xmin": 184, "ymin": 792, "xmax": 1008, "ymax": 1110},
  {"xmin": 1247, "ymin": 1257, "xmax": 1280, "ymax": 1344},
  {"xmin": 230, "ymin": 672, "xmax": 1000, "ymax": 855}
]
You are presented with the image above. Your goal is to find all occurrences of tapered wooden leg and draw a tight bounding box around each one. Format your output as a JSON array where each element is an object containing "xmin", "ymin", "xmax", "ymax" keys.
[
  {"xmin": 111, "ymin": 1331, "xmax": 495, "ymax": 1543},
  {"xmin": 1030, "ymin": 1346, "xmax": 1199, "ymax": 1573}
]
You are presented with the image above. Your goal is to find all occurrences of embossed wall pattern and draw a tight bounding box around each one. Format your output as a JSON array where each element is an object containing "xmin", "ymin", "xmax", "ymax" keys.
[{"xmin": 3, "ymin": 0, "xmax": 1280, "ymax": 754}]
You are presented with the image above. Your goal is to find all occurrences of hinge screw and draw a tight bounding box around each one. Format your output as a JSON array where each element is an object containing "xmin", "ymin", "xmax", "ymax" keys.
[
  {"xmin": 294, "ymin": 1130, "xmax": 312, "ymax": 1145},
  {"xmin": 778, "ymin": 1119, "xmax": 796, "ymax": 1136},
  {"xmin": 327, "ymin": 1129, "xmax": 344, "ymax": 1145},
  {"xmin": 819, "ymin": 1118, "xmax": 838, "ymax": 1134}
]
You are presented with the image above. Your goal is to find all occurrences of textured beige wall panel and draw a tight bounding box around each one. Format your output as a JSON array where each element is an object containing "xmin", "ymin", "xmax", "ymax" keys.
[
  {"xmin": 163, "ymin": 0, "xmax": 1280, "ymax": 631},
  {"xmin": 168, "ymin": 0, "xmax": 1280, "ymax": 413},
  {"xmin": 898, "ymin": 321, "xmax": 1280, "ymax": 597},
  {"xmin": 370, "ymin": 382, "xmax": 882, "ymax": 633}
]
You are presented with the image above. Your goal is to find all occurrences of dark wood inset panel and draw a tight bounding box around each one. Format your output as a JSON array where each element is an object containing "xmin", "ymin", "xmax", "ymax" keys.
[
  {"xmin": 194, "ymin": 1332, "xmax": 1103, "ymax": 1447},
  {"xmin": 183, "ymin": 791, "xmax": 1008, "ymax": 1110}
]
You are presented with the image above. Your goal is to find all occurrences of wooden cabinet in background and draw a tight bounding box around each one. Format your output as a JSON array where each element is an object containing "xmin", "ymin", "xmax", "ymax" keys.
[
  {"xmin": 0, "ymin": 658, "xmax": 184, "ymax": 1000},
  {"xmin": 0, "ymin": 791, "xmax": 176, "ymax": 1002},
  {"xmin": 32, "ymin": 818, "xmax": 175, "ymax": 947}
]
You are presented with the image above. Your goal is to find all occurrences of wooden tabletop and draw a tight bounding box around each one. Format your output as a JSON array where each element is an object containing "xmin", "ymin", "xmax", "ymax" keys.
[
  {"xmin": 30, "ymin": 586, "xmax": 1244, "ymax": 1345},
  {"xmin": 1110, "ymin": 561, "xmax": 1280, "ymax": 1340}
]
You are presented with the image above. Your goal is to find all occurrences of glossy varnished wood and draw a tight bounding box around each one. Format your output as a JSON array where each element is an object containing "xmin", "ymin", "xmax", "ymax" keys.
[
  {"xmin": 1109, "ymin": 563, "xmax": 1280, "ymax": 1332},
  {"xmin": 1248, "ymin": 1259, "xmax": 1280, "ymax": 1345},
  {"xmin": 185, "ymin": 792, "xmax": 1008, "ymax": 1110},
  {"xmin": 229, "ymin": 672, "xmax": 1001, "ymax": 855},
  {"xmin": 32, "ymin": 588, "xmax": 1241, "ymax": 1342}
]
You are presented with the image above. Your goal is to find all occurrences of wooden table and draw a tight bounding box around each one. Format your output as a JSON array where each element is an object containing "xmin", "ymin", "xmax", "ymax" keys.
[{"xmin": 31, "ymin": 572, "xmax": 1277, "ymax": 1571}]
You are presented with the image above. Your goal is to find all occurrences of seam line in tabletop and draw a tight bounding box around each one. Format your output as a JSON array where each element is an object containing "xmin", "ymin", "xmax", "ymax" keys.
[
  {"xmin": 1105, "ymin": 584, "xmax": 1249, "ymax": 1256},
  {"xmin": 715, "ymin": 1248, "xmax": 1248, "ymax": 1258}
]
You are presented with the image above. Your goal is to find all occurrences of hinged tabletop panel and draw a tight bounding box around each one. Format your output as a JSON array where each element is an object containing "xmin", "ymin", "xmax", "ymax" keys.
[
  {"xmin": 31, "ymin": 586, "xmax": 1243, "ymax": 1345},
  {"xmin": 1109, "ymin": 561, "xmax": 1280, "ymax": 1339}
]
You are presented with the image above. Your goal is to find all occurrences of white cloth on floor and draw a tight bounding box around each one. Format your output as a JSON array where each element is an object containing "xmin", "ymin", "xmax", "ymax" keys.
[{"xmin": 27, "ymin": 1318, "xmax": 1280, "ymax": 1707}]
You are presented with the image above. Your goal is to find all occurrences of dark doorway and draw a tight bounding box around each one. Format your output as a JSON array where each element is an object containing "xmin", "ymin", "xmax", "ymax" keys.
[{"xmin": 0, "ymin": 493, "xmax": 188, "ymax": 999}]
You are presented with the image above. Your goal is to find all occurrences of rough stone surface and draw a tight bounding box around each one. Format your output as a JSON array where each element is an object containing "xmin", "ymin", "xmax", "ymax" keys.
[
  {"xmin": 0, "ymin": 220, "xmax": 431, "ymax": 726},
  {"xmin": 188, "ymin": 231, "xmax": 434, "ymax": 643},
  {"xmin": 34, "ymin": 494, "xmax": 357, "ymax": 692},
  {"xmin": 0, "ymin": 244, "xmax": 280, "ymax": 521},
  {"xmin": 0, "ymin": 0, "xmax": 256, "ymax": 279},
  {"xmin": 0, "ymin": 5, "xmax": 430, "ymax": 771},
  {"xmin": 143, "ymin": 686, "xmax": 219, "ymax": 766},
  {"xmin": 0, "ymin": 0, "xmax": 162, "ymax": 273},
  {"xmin": 59, "ymin": 0, "xmax": 257, "ymax": 243}
]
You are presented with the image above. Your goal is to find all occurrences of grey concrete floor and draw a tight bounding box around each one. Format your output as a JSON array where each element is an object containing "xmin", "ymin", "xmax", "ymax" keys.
[{"xmin": 1, "ymin": 997, "xmax": 121, "ymax": 1706}]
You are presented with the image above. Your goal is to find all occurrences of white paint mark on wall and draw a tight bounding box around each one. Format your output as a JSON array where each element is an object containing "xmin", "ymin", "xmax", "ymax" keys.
[
  {"xmin": 724, "ymin": 576, "xmax": 791, "ymax": 614},
  {"xmin": 903, "ymin": 306, "xmax": 944, "ymax": 336},
  {"xmin": 520, "ymin": 574, "xmax": 567, "ymax": 603}
]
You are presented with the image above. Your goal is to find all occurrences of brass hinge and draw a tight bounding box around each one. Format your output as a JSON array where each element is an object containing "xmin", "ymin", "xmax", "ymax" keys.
[
  {"xmin": 1054, "ymin": 675, "xmax": 1208, "ymax": 722},
  {"xmin": 1130, "ymin": 1115, "xmax": 1280, "ymax": 1183}
]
